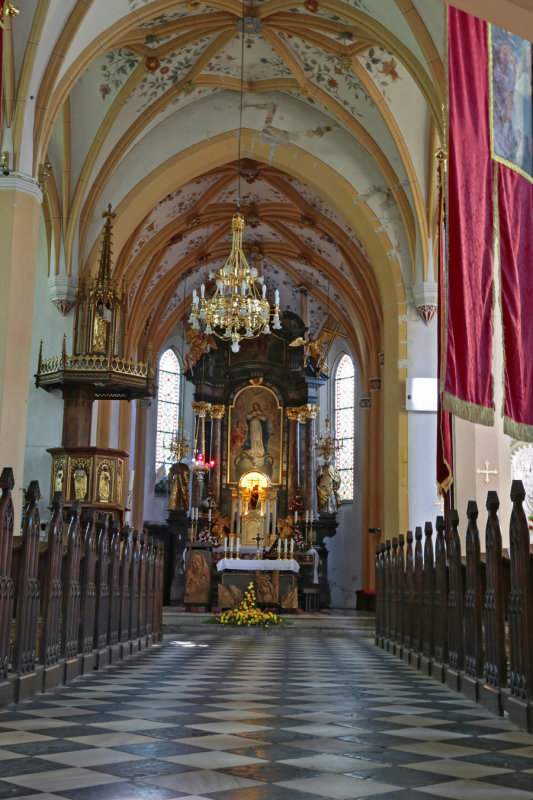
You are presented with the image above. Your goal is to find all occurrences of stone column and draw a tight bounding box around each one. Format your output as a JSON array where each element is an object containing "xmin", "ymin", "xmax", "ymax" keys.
[
  {"xmin": 0, "ymin": 176, "xmax": 42, "ymax": 530},
  {"xmin": 191, "ymin": 401, "xmax": 211, "ymax": 508},
  {"xmin": 303, "ymin": 404, "xmax": 319, "ymax": 516},
  {"xmin": 287, "ymin": 407, "xmax": 300, "ymax": 508},
  {"xmin": 209, "ymin": 405, "xmax": 225, "ymax": 507}
]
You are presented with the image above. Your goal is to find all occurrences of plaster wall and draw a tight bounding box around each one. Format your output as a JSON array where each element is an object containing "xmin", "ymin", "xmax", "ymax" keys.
[
  {"xmin": 24, "ymin": 214, "xmax": 71, "ymax": 525},
  {"xmin": 406, "ymin": 307, "xmax": 439, "ymax": 533}
]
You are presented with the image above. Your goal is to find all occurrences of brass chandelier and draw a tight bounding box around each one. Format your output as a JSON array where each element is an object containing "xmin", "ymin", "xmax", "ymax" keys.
[
  {"xmin": 188, "ymin": 214, "xmax": 281, "ymax": 352},
  {"xmin": 188, "ymin": 6, "xmax": 281, "ymax": 353}
]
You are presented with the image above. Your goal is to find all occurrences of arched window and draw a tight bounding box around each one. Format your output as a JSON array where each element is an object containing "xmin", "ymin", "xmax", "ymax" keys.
[
  {"xmin": 335, "ymin": 354, "xmax": 355, "ymax": 502},
  {"xmin": 156, "ymin": 348, "xmax": 181, "ymax": 478}
]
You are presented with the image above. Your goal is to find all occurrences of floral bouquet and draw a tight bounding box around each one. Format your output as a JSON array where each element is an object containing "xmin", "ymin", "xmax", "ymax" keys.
[
  {"xmin": 215, "ymin": 583, "xmax": 283, "ymax": 627},
  {"xmin": 292, "ymin": 527, "xmax": 307, "ymax": 552},
  {"xmin": 198, "ymin": 526, "xmax": 218, "ymax": 546}
]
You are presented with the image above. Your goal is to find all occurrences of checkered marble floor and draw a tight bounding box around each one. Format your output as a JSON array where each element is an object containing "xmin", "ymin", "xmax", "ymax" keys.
[{"xmin": 0, "ymin": 625, "xmax": 531, "ymax": 799}]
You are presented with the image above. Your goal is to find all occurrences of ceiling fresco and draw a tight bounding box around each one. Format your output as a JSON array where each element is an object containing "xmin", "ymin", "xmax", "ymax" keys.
[{"xmin": 7, "ymin": 0, "xmax": 446, "ymax": 378}]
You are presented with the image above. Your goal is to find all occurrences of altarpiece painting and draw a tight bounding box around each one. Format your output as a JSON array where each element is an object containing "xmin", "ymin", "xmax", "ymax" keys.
[{"xmin": 227, "ymin": 385, "xmax": 282, "ymax": 484}]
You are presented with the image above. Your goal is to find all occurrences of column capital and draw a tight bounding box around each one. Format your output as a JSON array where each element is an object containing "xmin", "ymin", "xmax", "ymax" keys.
[
  {"xmin": 191, "ymin": 401, "xmax": 211, "ymax": 417},
  {"xmin": 286, "ymin": 407, "xmax": 301, "ymax": 422},
  {"xmin": 300, "ymin": 403, "xmax": 319, "ymax": 420},
  {"xmin": 0, "ymin": 172, "xmax": 43, "ymax": 203},
  {"xmin": 210, "ymin": 404, "xmax": 226, "ymax": 419}
]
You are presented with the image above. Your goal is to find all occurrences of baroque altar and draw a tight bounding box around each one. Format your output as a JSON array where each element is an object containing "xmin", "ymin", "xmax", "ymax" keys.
[{"xmin": 162, "ymin": 310, "xmax": 340, "ymax": 610}]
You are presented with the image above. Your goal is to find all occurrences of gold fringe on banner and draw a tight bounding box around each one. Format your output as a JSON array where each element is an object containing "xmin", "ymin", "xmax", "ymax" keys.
[
  {"xmin": 504, "ymin": 416, "xmax": 533, "ymax": 443},
  {"xmin": 442, "ymin": 391, "xmax": 494, "ymax": 427}
]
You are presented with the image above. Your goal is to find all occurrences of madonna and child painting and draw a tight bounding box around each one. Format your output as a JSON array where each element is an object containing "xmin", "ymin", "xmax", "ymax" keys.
[{"xmin": 228, "ymin": 386, "xmax": 282, "ymax": 484}]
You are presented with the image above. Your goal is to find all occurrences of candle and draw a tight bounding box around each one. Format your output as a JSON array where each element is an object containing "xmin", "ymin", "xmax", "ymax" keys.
[
  {"xmin": 284, "ymin": 538, "xmax": 287, "ymax": 558},
  {"xmin": 277, "ymin": 538, "xmax": 281, "ymax": 558},
  {"xmin": 208, "ymin": 509, "xmax": 212, "ymax": 521},
  {"xmin": 294, "ymin": 510, "xmax": 298, "ymax": 524},
  {"xmin": 290, "ymin": 538, "xmax": 294, "ymax": 558},
  {"xmin": 305, "ymin": 510, "xmax": 309, "ymax": 523},
  {"xmin": 124, "ymin": 470, "xmax": 135, "ymax": 525},
  {"xmin": 229, "ymin": 537, "xmax": 233, "ymax": 557}
]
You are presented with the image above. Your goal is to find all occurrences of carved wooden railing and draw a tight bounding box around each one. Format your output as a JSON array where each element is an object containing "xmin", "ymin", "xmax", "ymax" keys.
[
  {"xmin": 40, "ymin": 492, "xmax": 64, "ymax": 669},
  {"xmin": 0, "ymin": 469, "xmax": 15, "ymax": 680},
  {"xmin": 0, "ymin": 472, "xmax": 163, "ymax": 705},
  {"xmin": 375, "ymin": 481, "xmax": 533, "ymax": 732}
]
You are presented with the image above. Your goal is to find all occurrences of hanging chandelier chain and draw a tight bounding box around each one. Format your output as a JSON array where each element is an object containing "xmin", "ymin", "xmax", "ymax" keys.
[
  {"xmin": 187, "ymin": 1, "xmax": 282, "ymax": 354},
  {"xmin": 237, "ymin": 0, "xmax": 245, "ymax": 213}
]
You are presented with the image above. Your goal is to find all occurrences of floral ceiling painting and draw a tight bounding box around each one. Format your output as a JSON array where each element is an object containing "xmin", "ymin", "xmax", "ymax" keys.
[{"xmin": 18, "ymin": 0, "xmax": 444, "ymax": 378}]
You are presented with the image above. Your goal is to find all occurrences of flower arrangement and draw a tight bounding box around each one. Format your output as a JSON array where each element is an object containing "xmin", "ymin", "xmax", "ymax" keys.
[
  {"xmin": 215, "ymin": 583, "xmax": 283, "ymax": 627},
  {"xmin": 198, "ymin": 526, "xmax": 218, "ymax": 546},
  {"xmin": 528, "ymin": 514, "xmax": 533, "ymax": 534},
  {"xmin": 292, "ymin": 527, "xmax": 307, "ymax": 551}
]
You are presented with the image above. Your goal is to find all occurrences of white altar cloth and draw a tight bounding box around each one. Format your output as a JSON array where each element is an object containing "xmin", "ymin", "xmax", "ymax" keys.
[{"xmin": 216, "ymin": 558, "xmax": 300, "ymax": 573}]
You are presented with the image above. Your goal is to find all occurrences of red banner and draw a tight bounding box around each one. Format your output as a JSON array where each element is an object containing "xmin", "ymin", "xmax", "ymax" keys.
[
  {"xmin": 444, "ymin": 8, "xmax": 494, "ymax": 426},
  {"xmin": 499, "ymin": 167, "xmax": 533, "ymax": 439}
]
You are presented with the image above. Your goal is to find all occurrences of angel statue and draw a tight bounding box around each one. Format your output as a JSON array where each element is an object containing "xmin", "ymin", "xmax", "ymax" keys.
[
  {"xmin": 289, "ymin": 331, "xmax": 330, "ymax": 375},
  {"xmin": 184, "ymin": 327, "xmax": 217, "ymax": 371}
]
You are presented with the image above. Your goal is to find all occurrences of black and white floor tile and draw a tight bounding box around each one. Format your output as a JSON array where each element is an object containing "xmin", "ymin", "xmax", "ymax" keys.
[{"xmin": 0, "ymin": 623, "xmax": 530, "ymax": 798}]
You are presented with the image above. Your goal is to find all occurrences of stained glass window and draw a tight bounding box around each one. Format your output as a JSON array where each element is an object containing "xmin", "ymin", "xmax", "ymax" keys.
[
  {"xmin": 335, "ymin": 354, "xmax": 354, "ymax": 501},
  {"xmin": 156, "ymin": 348, "xmax": 181, "ymax": 479}
]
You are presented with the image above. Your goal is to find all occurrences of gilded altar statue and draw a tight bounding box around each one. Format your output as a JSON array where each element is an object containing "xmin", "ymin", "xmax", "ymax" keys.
[
  {"xmin": 92, "ymin": 301, "xmax": 110, "ymax": 353},
  {"xmin": 73, "ymin": 469, "xmax": 87, "ymax": 500},
  {"xmin": 184, "ymin": 328, "xmax": 217, "ymax": 371},
  {"xmin": 54, "ymin": 463, "xmax": 65, "ymax": 493},
  {"xmin": 99, "ymin": 465, "xmax": 111, "ymax": 502},
  {"xmin": 168, "ymin": 462, "xmax": 190, "ymax": 511},
  {"xmin": 316, "ymin": 462, "xmax": 341, "ymax": 513}
]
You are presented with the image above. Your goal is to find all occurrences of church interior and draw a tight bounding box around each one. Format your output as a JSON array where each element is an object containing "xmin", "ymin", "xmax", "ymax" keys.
[{"xmin": 1, "ymin": 0, "xmax": 533, "ymax": 798}]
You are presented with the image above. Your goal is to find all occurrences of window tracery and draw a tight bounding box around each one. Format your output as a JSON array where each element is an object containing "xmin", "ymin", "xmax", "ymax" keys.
[
  {"xmin": 335, "ymin": 354, "xmax": 355, "ymax": 501},
  {"xmin": 156, "ymin": 348, "xmax": 181, "ymax": 478}
]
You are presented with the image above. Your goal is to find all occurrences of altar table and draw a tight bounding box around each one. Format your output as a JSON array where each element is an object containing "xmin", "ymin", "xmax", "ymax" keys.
[{"xmin": 216, "ymin": 558, "xmax": 299, "ymax": 572}]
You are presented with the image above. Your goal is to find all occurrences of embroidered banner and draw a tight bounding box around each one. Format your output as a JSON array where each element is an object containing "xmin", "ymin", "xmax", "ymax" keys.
[{"xmin": 490, "ymin": 26, "xmax": 533, "ymax": 440}]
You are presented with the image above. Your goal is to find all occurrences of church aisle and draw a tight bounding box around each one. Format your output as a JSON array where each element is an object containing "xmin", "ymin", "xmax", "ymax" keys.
[{"xmin": 0, "ymin": 625, "xmax": 531, "ymax": 799}]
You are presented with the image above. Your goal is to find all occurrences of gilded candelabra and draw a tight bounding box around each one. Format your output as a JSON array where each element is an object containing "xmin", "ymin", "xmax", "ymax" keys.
[{"xmin": 170, "ymin": 420, "xmax": 191, "ymax": 464}]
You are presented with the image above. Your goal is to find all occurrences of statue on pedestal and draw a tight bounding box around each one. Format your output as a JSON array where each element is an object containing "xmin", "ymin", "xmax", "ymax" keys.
[
  {"xmin": 316, "ymin": 462, "xmax": 341, "ymax": 514},
  {"xmin": 168, "ymin": 462, "xmax": 190, "ymax": 511},
  {"xmin": 168, "ymin": 423, "xmax": 191, "ymax": 511}
]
